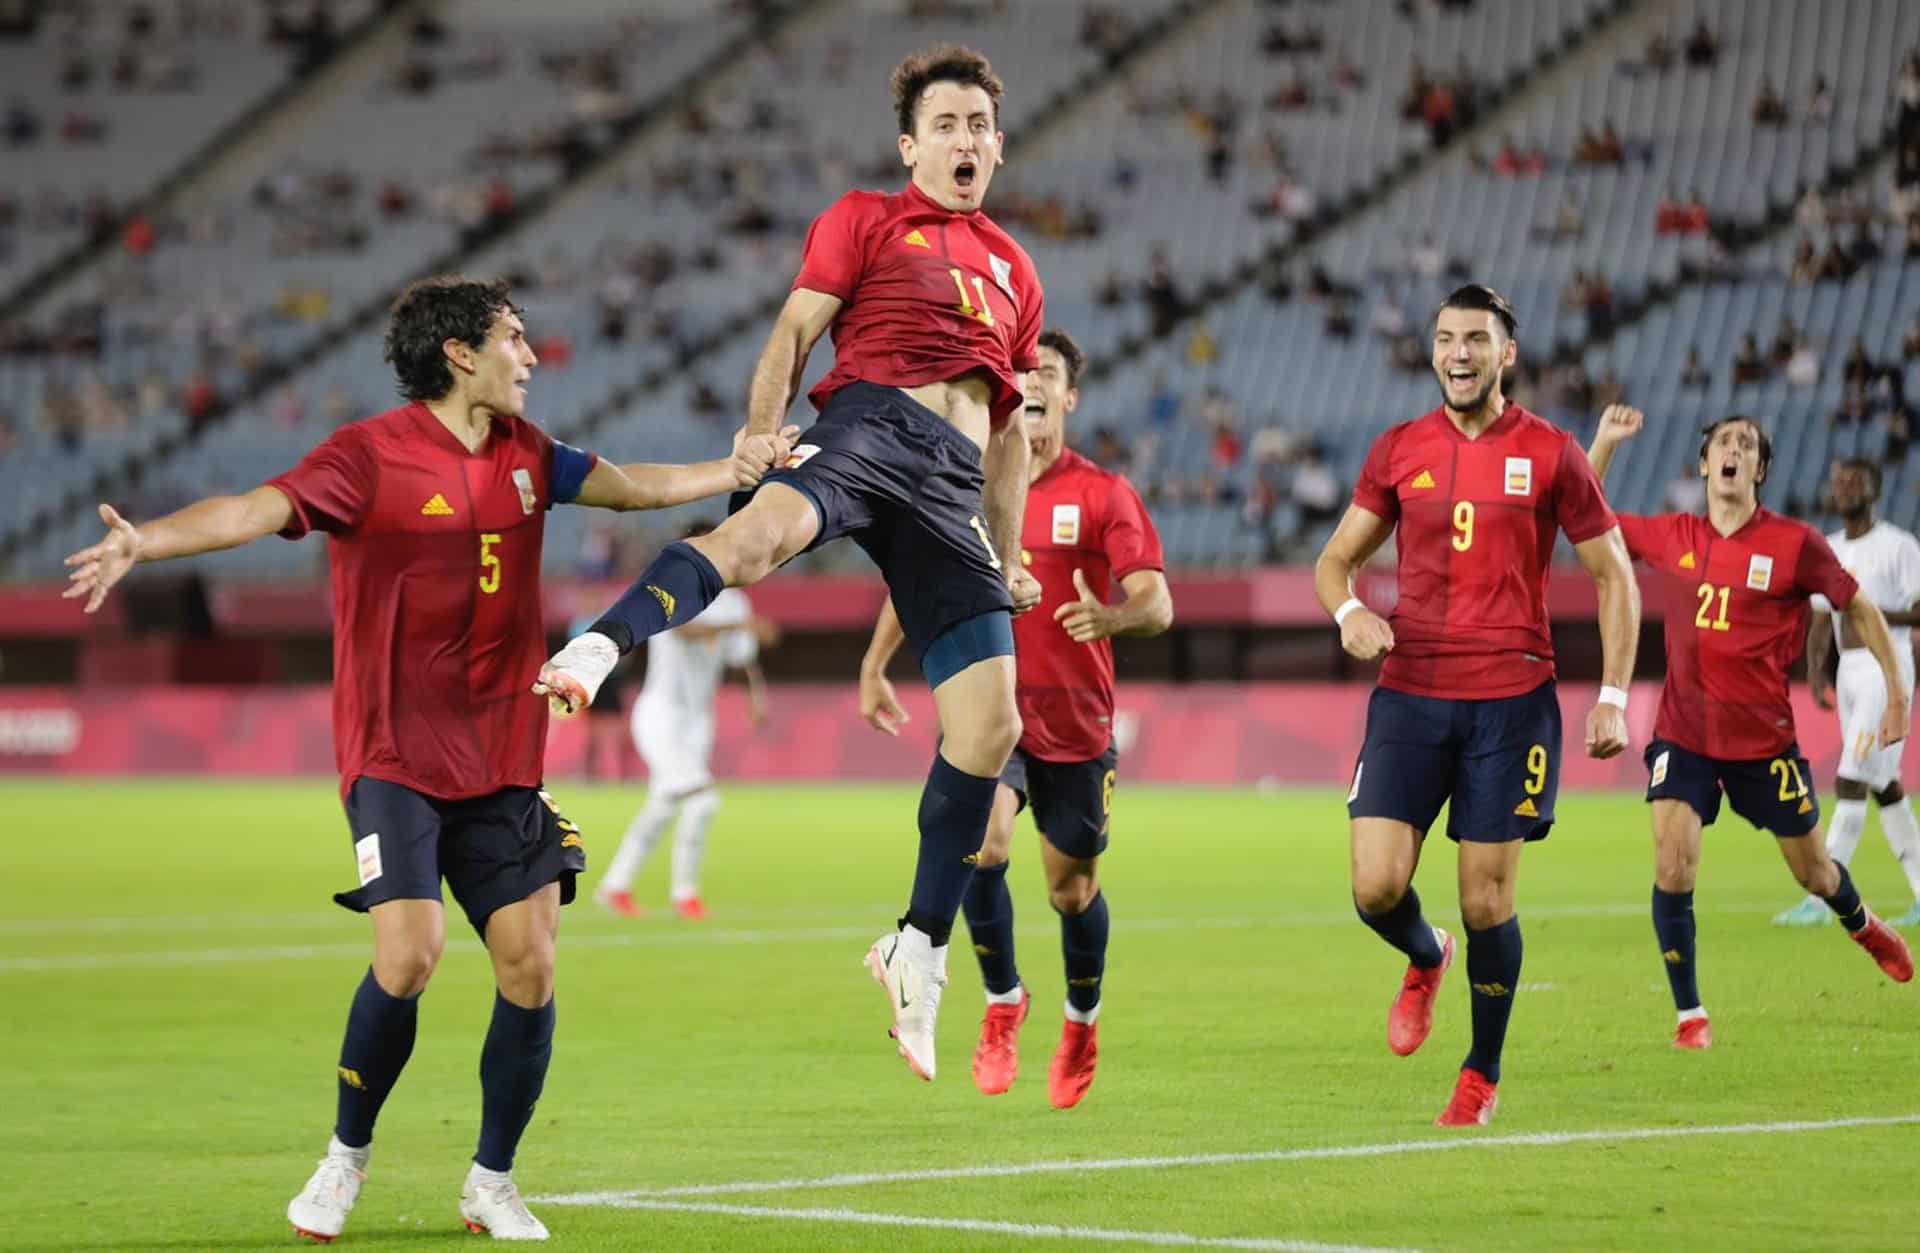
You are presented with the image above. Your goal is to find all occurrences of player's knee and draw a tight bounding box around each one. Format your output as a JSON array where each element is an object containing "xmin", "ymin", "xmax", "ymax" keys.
[
  {"xmin": 1653, "ymin": 843, "xmax": 1698, "ymax": 891},
  {"xmin": 1875, "ymin": 782, "xmax": 1904, "ymax": 806},
  {"xmin": 492, "ymin": 941, "xmax": 556, "ymax": 1007},
  {"xmin": 1351, "ymin": 873, "xmax": 1408, "ymax": 917},
  {"xmin": 1835, "ymin": 777, "xmax": 1870, "ymax": 801},
  {"xmin": 373, "ymin": 939, "xmax": 442, "ymax": 998},
  {"xmin": 1457, "ymin": 884, "xmax": 1512, "ymax": 930},
  {"xmin": 1048, "ymin": 877, "xmax": 1098, "ymax": 915}
]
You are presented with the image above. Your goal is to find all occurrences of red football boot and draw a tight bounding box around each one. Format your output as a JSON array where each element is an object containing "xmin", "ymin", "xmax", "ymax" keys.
[
  {"xmin": 673, "ymin": 895, "xmax": 709, "ymax": 921},
  {"xmin": 1389, "ymin": 929, "xmax": 1455, "ymax": 1056},
  {"xmin": 1673, "ymin": 1014, "xmax": 1713, "ymax": 1050},
  {"xmin": 971, "ymin": 988, "xmax": 1030, "ymax": 1095},
  {"xmin": 593, "ymin": 885, "xmax": 642, "ymax": 918},
  {"xmin": 1048, "ymin": 1018, "xmax": 1099, "ymax": 1110},
  {"xmin": 1850, "ymin": 911, "xmax": 1915, "ymax": 982},
  {"xmin": 1435, "ymin": 1067, "xmax": 1498, "ymax": 1127}
]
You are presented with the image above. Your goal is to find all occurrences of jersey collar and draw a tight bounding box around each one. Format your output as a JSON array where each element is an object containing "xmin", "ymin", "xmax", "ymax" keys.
[
  {"xmin": 1432, "ymin": 401, "xmax": 1520, "ymax": 443},
  {"xmin": 1033, "ymin": 446, "xmax": 1083, "ymax": 487},
  {"xmin": 410, "ymin": 401, "xmax": 508, "ymax": 457},
  {"xmin": 903, "ymin": 179, "xmax": 969, "ymax": 217}
]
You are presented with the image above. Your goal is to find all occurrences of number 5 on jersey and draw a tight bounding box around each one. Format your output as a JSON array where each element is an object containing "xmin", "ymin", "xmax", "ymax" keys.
[{"xmin": 479, "ymin": 532, "xmax": 502, "ymax": 594}]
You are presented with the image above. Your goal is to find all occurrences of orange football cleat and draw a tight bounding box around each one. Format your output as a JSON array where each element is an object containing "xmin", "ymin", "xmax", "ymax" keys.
[
  {"xmin": 971, "ymin": 989, "xmax": 1030, "ymax": 1095},
  {"xmin": 1851, "ymin": 912, "xmax": 1915, "ymax": 982},
  {"xmin": 1435, "ymin": 1067, "xmax": 1498, "ymax": 1127},
  {"xmin": 1389, "ymin": 929, "xmax": 1455, "ymax": 1056},
  {"xmin": 1048, "ymin": 1018, "xmax": 1099, "ymax": 1109},
  {"xmin": 1673, "ymin": 1015, "xmax": 1713, "ymax": 1050}
]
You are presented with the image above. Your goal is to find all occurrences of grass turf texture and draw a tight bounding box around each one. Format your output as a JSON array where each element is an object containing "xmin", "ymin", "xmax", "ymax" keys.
[{"xmin": 3, "ymin": 780, "xmax": 1916, "ymax": 1252}]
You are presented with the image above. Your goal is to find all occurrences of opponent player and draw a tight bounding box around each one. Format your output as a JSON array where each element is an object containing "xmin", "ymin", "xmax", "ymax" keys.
[
  {"xmin": 859, "ymin": 327, "xmax": 1171, "ymax": 1108},
  {"xmin": 596, "ymin": 520, "xmax": 773, "ymax": 920},
  {"xmin": 1587, "ymin": 412, "xmax": 1914, "ymax": 1051},
  {"xmin": 1775, "ymin": 458, "xmax": 1920, "ymax": 928},
  {"xmin": 62, "ymin": 277, "xmax": 785, "ymax": 1242},
  {"xmin": 536, "ymin": 46, "xmax": 1045, "ymax": 1083},
  {"xmin": 1315, "ymin": 285, "xmax": 1640, "ymax": 1126}
]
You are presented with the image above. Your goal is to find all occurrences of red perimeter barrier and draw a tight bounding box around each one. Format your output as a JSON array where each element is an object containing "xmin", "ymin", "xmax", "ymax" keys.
[{"xmin": 0, "ymin": 682, "xmax": 1857, "ymax": 791}]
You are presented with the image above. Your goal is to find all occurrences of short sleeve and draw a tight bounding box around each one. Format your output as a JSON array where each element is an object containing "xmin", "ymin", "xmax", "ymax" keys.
[
  {"xmin": 1012, "ymin": 257, "xmax": 1044, "ymax": 372},
  {"xmin": 549, "ymin": 439, "xmax": 596, "ymax": 506},
  {"xmin": 703, "ymin": 588, "xmax": 752, "ymax": 629},
  {"xmin": 1796, "ymin": 530, "xmax": 1858, "ymax": 610},
  {"xmin": 1553, "ymin": 436, "xmax": 1618, "ymax": 544},
  {"xmin": 1614, "ymin": 512, "xmax": 1658, "ymax": 562},
  {"xmin": 1351, "ymin": 429, "xmax": 1401, "ymax": 522},
  {"xmin": 791, "ymin": 194, "xmax": 871, "ymax": 300},
  {"xmin": 1101, "ymin": 476, "xmax": 1164, "ymax": 579},
  {"xmin": 1899, "ymin": 536, "xmax": 1920, "ymax": 606},
  {"xmin": 266, "ymin": 427, "xmax": 375, "ymax": 538}
]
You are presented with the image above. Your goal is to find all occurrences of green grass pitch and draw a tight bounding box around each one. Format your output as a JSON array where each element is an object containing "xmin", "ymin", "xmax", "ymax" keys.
[{"xmin": 4, "ymin": 779, "xmax": 1917, "ymax": 1251}]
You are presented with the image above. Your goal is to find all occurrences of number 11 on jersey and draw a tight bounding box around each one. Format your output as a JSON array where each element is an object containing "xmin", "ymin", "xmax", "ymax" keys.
[{"xmin": 950, "ymin": 268, "xmax": 995, "ymax": 327}]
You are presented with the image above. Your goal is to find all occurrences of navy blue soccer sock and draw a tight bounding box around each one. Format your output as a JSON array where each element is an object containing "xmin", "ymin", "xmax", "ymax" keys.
[
  {"xmin": 1462, "ymin": 916, "xmax": 1523, "ymax": 1083},
  {"xmin": 589, "ymin": 541, "xmax": 723, "ymax": 653},
  {"xmin": 333, "ymin": 967, "xmax": 420, "ymax": 1149},
  {"xmin": 962, "ymin": 861, "xmax": 1020, "ymax": 995},
  {"xmin": 1821, "ymin": 861, "xmax": 1869, "ymax": 932},
  {"xmin": 905, "ymin": 755, "xmax": 998, "ymax": 947},
  {"xmin": 1357, "ymin": 886, "xmax": 1445, "ymax": 968},
  {"xmin": 1060, "ymin": 891, "xmax": 1111, "ymax": 1014},
  {"xmin": 1651, "ymin": 886, "xmax": 1701, "ymax": 1012},
  {"xmin": 474, "ymin": 992, "xmax": 555, "ymax": 1172}
]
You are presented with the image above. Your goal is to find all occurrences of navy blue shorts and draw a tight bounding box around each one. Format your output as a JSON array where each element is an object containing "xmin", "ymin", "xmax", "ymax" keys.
[
  {"xmin": 755, "ymin": 381, "xmax": 1013, "ymax": 667},
  {"xmin": 1000, "ymin": 743, "xmax": 1117, "ymax": 860},
  {"xmin": 335, "ymin": 777, "xmax": 585, "ymax": 937},
  {"xmin": 1644, "ymin": 738, "xmax": 1821, "ymax": 837},
  {"xmin": 1347, "ymin": 680, "xmax": 1562, "ymax": 843}
]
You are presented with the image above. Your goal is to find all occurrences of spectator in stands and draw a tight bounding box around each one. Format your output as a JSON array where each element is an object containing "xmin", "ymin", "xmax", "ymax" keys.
[
  {"xmin": 1573, "ymin": 125, "xmax": 1622, "ymax": 166},
  {"xmin": 1408, "ymin": 232, "xmax": 1446, "ymax": 280},
  {"xmin": 1683, "ymin": 18, "xmax": 1719, "ymax": 68},
  {"xmin": 1770, "ymin": 318, "xmax": 1803, "ymax": 369},
  {"xmin": 1656, "ymin": 187, "xmax": 1709, "ymax": 235},
  {"xmin": 1090, "ymin": 425, "xmax": 1133, "ymax": 475},
  {"xmin": 1816, "ymin": 235, "xmax": 1857, "ymax": 282},
  {"xmin": 1146, "ymin": 373, "xmax": 1181, "ymax": 428},
  {"xmin": 1752, "ymin": 78, "xmax": 1789, "ymax": 127},
  {"xmin": 1790, "ymin": 236, "xmax": 1821, "ymax": 284},
  {"xmin": 1831, "ymin": 384, "xmax": 1871, "ymax": 426},
  {"xmin": 1290, "ymin": 443, "xmax": 1341, "ymax": 528},
  {"xmin": 1844, "ymin": 338, "xmax": 1878, "ymax": 388},
  {"xmin": 1325, "ymin": 295, "xmax": 1356, "ymax": 340},
  {"xmin": 1786, "ymin": 340, "xmax": 1820, "ymax": 389},
  {"xmin": 1903, "ymin": 317, "xmax": 1920, "ymax": 362},
  {"xmin": 1492, "ymin": 134, "xmax": 1546, "ymax": 176},
  {"xmin": 1144, "ymin": 243, "xmax": 1189, "ymax": 339},
  {"xmin": 1807, "ymin": 74, "xmax": 1834, "ymax": 123},
  {"xmin": 1898, "ymin": 52, "xmax": 1920, "ymax": 113},
  {"xmin": 1886, "ymin": 407, "xmax": 1913, "ymax": 462},
  {"xmin": 1681, "ymin": 346, "xmax": 1712, "ymax": 388},
  {"xmin": 1643, "ymin": 29, "xmax": 1674, "ymax": 73},
  {"xmin": 1732, "ymin": 332, "xmax": 1769, "ymax": 385},
  {"xmin": 1187, "ymin": 321, "xmax": 1219, "ymax": 366},
  {"xmin": 4, "ymin": 95, "xmax": 39, "ymax": 146},
  {"xmin": 1531, "ymin": 193, "xmax": 1584, "ymax": 241}
]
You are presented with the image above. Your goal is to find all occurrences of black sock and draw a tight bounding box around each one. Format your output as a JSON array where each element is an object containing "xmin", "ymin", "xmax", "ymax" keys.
[
  {"xmin": 1822, "ymin": 862, "xmax": 1869, "ymax": 932},
  {"xmin": 1462, "ymin": 916, "xmax": 1523, "ymax": 1084},
  {"xmin": 962, "ymin": 861, "xmax": 1020, "ymax": 995},
  {"xmin": 589, "ymin": 541, "xmax": 723, "ymax": 653},
  {"xmin": 474, "ymin": 992, "xmax": 555, "ymax": 1172},
  {"xmin": 333, "ymin": 968, "xmax": 420, "ymax": 1149},
  {"xmin": 905, "ymin": 755, "xmax": 997, "ymax": 946},
  {"xmin": 1651, "ymin": 886, "xmax": 1700, "ymax": 1012},
  {"xmin": 1060, "ymin": 891, "xmax": 1110, "ymax": 1014},
  {"xmin": 1356, "ymin": 886, "xmax": 1444, "ymax": 967}
]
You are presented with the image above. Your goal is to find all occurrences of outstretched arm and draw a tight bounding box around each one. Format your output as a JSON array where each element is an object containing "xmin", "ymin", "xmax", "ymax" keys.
[
  {"xmin": 64, "ymin": 489, "xmax": 294, "ymax": 613},
  {"xmin": 570, "ymin": 423, "xmax": 804, "ymax": 511},
  {"xmin": 1845, "ymin": 595, "xmax": 1911, "ymax": 747},
  {"xmin": 1574, "ymin": 526, "xmax": 1641, "ymax": 758}
]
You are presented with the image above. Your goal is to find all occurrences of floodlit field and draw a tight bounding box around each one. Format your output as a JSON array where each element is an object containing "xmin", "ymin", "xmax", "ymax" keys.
[{"xmin": 4, "ymin": 780, "xmax": 1917, "ymax": 1252}]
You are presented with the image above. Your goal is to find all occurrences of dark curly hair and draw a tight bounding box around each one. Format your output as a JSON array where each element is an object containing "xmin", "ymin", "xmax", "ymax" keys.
[
  {"xmin": 1698, "ymin": 415, "xmax": 1773, "ymax": 483},
  {"xmin": 891, "ymin": 44, "xmax": 1003, "ymax": 137},
  {"xmin": 1038, "ymin": 327, "xmax": 1086, "ymax": 389},
  {"xmin": 384, "ymin": 276, "xmax": 519, "ymax": 402}
]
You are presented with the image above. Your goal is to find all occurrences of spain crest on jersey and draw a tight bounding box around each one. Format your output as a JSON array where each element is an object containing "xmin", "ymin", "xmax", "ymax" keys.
[
  {"xmin": 1504, "ymin": 457, "xmax": 1533, "ymax": 497},
  {"xmin": 512, "ymin": 467, "xmax": 537, "ymax": 516},
  {"xmin": 1747, "ymin": 554, "xmax": 1774, "ymax": 591}
]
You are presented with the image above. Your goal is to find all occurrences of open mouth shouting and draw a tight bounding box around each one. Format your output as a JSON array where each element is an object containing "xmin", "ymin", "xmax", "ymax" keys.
[{"xmin": 954, "ymin": 158, "xmax": 978, "ymax": 192}]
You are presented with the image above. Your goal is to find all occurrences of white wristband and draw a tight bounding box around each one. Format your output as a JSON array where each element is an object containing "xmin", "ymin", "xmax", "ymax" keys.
[
  {"xmin": 1334, "ymin": 597, "xmax": 1367, "ymax": 627},
  {"xmin": 1598, "ymin": 685, "xmax": 1629, "ymax": 711}
]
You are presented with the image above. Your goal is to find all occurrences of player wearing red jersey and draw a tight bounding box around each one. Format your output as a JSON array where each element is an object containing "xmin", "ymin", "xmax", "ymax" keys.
[
  {"xmin": 62, "ymin": 277, "xmax": 777, "ymax": 1242},
  {"xmin": 1586, "ymin": 410, "xmax": 1914, "ymax": 1051},
  {"xmin": 859, "ymin": 328, "xmax": 1171, "ymax": 1109},
  {"xmin": 1315, "ymin": 285, "xmax": 1641, "ymax": 1127},
  {"xmin": 538, "ymin": 46, "xmax": 1046, "ymax": 1083}
]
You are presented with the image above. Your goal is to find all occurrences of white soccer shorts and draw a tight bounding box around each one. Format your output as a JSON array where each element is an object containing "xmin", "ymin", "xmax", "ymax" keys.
[
  {"xmin": 630, "ymin": 702, "xmax": 715, "ymax": 796},
  {"xmin": 1835, "ymin": 651, "xmax": 1916, "ymax": 791}
]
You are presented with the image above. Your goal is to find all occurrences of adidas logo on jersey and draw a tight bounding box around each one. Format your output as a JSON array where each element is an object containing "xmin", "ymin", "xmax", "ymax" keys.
[
  {"xmin": 420, "ymin": 493, "xmax": 455, "ymax": 516},
  {"xmin": 1409, "ymin": 469, "xmax": 1436, "ymax": 490},
  {"xmin": 1678, "ymin": 551, "xmax": 1697, "ymax": 569},
  {"xmin": 902, "ymin": 229, "xmax": 930, "ymax": 248},
  {"xmin": 1513, "ymin": 797, "xmax": 1539, "ymax": 818}
]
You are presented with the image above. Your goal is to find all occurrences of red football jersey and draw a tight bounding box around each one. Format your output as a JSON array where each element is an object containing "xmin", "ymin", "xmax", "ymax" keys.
[
  {"xmin": 1015, "ymin": 449, "xmax": 1164, "ymax": 761},
  {"xmin": 1620, "ymin": 508, "xmax": 1857, "ymax": 759},
  {"xmin": 267, "ymin": 403, "xmax": 589, "ymax": 801},
  {"xmin": 1352, "ymin": 404, "xmax": 1617, "ymax": 699},
  {"xmin": 794, "ymin": 182, "xmax": 1043, "ymax": 427}
]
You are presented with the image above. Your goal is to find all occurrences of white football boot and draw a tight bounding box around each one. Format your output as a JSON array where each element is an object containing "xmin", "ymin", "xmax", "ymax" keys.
[
  {"xmin": 865, "ymin": 929, "xmax": 948, "ymax": 1080},
  {"xmin": 534, "ymin": 632, "xmax": 621, "ymax": 715},
  {"xmin": 287, "ymin": 1136, "xmax": 367, "ymax": 1243},
  {"xmin": 460, "ymin": 1164, "xmax": 550, "ymax": 1240}
]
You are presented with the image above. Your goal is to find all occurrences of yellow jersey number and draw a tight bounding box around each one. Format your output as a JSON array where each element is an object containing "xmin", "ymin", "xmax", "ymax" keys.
[
  {"xmin": 479, "ymin": 533, "xmax": 502, "ymax": 595},
  {"xmin": 1770, "ymin": 758, "xmax": 1810, "ymax": 802},
  {"xmin": 950, "ymin": 267, "xmax": 996, "ymax": 327},
  {"xmin": 1694, "ymin": 582, "xmax": 1731, "ymax": 631},
  {"xmin": 1451, "ymin": 501, "xmax": 1474, "ymax": 552}
]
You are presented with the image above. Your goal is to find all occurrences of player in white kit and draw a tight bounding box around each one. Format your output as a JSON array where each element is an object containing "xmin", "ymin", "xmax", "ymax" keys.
[
  {"xmin": 595, "ymin": 522, "xmax": 771, "ymax": 920},
  {"xmin": 1777, "ymin": 459, "xmax": 1920, "ymax": 928}
]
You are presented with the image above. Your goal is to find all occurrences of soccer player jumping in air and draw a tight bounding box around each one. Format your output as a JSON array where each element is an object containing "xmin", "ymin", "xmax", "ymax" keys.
[
  {"xmin": 1316, "ymin": 285, "xmax": 1641, "ymax": 1127},
  {"xmin": 64, "ymin": 277, "xmax": 782, "ymax": 1242},
  {"xmin": 860, "ymin": 327, "xmax": 1172, "ymax": 1108},
  {"xmin": 537, "ymin": 46, "xmax": 1045, "ymax": 1084},
  {"xmin": 1587, "ymin": 410, "xmax": 1914, "ymax": 1051}
]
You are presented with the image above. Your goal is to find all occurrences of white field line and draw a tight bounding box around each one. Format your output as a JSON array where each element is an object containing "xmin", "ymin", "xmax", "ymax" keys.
[
  {"xmin": 577, "ymin": 1198, "xmax": 1411, "ymax": 1253},
  {"xmin": 537, "ymin": 1114, "xmax": 1920, "ymax": 1205},
  {"xmin": 0, "ymin": 899, "xmax": 1785, "ymax": 971}
]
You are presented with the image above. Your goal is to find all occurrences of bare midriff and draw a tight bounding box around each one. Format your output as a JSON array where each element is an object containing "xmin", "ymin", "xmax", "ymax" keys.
[{"xmin": 901, "ymin": 372, "xmax": 995, "ymax": 452}]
